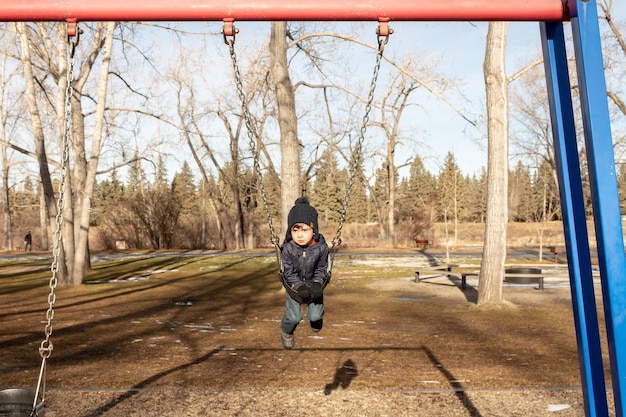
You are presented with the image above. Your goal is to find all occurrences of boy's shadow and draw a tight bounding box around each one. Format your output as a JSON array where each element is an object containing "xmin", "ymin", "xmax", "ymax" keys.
[{"xmin": 324, "ymin": 359, "xmax": 358, "ymax": 395}]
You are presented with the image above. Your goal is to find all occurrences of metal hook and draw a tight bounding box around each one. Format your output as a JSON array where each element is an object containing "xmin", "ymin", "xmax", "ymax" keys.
[
  {"xmin": 66, "ymin": 19, "xmax": 82, "ymax": 57},
  {"xmin": 222, "ymin": 19, "xmax": 239, "ymax": 45},
  {"xmin": 376, "ymin": 19, "xmax": 394, "ymax": 47}
]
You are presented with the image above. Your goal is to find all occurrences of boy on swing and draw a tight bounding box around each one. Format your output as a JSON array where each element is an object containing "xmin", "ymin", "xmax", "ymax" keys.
[{"xmin": 280, "ymin": 197, "xmax": 330, "ymax": 350}]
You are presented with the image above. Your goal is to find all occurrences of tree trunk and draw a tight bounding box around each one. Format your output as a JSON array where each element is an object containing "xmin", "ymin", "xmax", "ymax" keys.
[
  {"xmin": 270, "ymin": 21, "xmax": 300, "ymax": 236},
  {"xmin": 72, "ymin": 22, "xmax": 116, "ymax": 283},
  {"xmin": 16, "ymin": 22, "xmax": 68, "ymax": 281},
  {"xmin": 208, "ymin": 195, "xmax": 226, "ymax": 250},
  {"xmin": 38, "ymin": 183, "xmax": 49, "ymax": 250},
  {"xmin": 387, "ymin": 144, "xmax": 396, "ymax": 247},
  {"xmin": 478, "ymin": 21, "xmax": 509, "ymax": 305},
  {"xmin": 0, "ymin": 70, "xmax": 11, "ymax": 251},
  {"xmin": 1, "ymin": 144, "xmax": 10, "ymax": 250}
]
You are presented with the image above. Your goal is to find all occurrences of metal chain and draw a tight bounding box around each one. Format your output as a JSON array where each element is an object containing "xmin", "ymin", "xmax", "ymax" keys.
[
  {"xmin": 33, "ymin": 23, "xmax": 77, "ymax": 413},
  {"xmin": 331, "ymin": 27, "xmax": 391, "ymax": 250},
  {"xmin": 223, "ymin": 28, "xmax": 280, "ymax": 248},
  {"xmin": 222, "ymin": 23, "xmax": 390, "ymax": 256}
]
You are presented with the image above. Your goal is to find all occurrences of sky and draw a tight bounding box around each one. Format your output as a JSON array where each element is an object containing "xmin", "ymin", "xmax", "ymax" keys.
[
  {"xmin": 381, "ymin": 20, "xmax": 546, "ymax": 176},
  {"xmin": 148, "ymin": 20, "xmax": 546, "ymax": 178},
  {"xmin": 130, "ymin": 7, "xmax": 624, "ymax": 183}
]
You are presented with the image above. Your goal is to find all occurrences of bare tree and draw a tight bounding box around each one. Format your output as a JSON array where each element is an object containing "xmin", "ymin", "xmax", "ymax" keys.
[
  {"xmin": 478, "ymin": 21, "xmax": 509, "ymax": 305},
  {"xmin": 371, "ymin": 70, "xmax": 420, "ymax": 246},
  {"xmin": 16, "ymin": 22, "xmax": 116, "ymax": 284},
  {"xmin": 167, "ymin": 33, "xmax": 274, "ymax": 249},
  {"xmin": 15, "ymin": 22, "xmax": 68, "ymax": 281},
  {"xmin": 598, "ymin": 0, "xmax": 626, "ymax": 161},
  {"xmin": 270, "ymin": 21, "xmax": 301, "ymax": 233},
  {"xmin": 0, "ymin": 52, "xmax": 18, "ymax": 250}
]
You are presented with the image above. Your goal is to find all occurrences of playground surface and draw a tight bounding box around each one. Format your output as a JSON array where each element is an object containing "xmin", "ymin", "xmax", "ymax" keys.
[{"xmin": 0, "ymin": 251, "xmax": 612, "ymax": 416}]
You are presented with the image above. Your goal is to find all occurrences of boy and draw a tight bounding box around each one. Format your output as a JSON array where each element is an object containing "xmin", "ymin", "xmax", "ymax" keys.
[{"xmin": 280, "ymin": 197, "xmax": 330, "ymax": 349}]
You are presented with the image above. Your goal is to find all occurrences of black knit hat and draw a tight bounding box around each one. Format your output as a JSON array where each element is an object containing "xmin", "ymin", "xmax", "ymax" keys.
[{"xmin": 285, "ymin": 197, "xmax": 319, "ymax": 242}]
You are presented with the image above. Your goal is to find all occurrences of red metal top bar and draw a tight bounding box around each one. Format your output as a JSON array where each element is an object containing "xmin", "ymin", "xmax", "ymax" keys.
[{"xmin": 0, "ymin": 0, "xmax": 566, "ymax": 22}]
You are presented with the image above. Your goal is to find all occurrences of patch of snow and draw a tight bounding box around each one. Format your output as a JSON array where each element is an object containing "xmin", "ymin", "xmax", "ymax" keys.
[{"xmin": 547, "ymin": 404, "xmax": 573, "ymax": 412}]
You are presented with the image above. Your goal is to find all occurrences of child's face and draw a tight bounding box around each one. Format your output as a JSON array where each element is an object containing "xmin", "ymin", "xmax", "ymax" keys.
[{"xmin": 291, "ymin": 223, "xmax": 314, "ymax": 246}]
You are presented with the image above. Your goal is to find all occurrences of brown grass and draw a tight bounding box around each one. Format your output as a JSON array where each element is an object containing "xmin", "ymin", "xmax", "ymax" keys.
[{"xmin": 0, "ymin": 252, "xmax": 610, "ymax": 416}]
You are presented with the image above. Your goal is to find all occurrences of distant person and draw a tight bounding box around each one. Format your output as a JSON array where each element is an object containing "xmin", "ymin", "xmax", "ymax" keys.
[
  {"xmin": 279, "ymin": 197, "xmax": 330, "ymax": 350},
  {"xmin": 24, "ymin": 231, "xmax": 32, "ymax": 251}
]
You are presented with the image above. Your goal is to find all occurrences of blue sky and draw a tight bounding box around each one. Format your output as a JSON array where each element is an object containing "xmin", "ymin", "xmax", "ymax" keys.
[
  {"xmin": 144, "ymin": 12, "xmax": 623, "ymax": 182},
  {"xmin": 385, "ymin": 21, "xmax": 548, "ymax": 176}
]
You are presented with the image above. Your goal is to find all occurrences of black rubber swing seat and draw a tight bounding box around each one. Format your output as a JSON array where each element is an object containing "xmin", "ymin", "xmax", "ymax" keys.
[{"xmin": 0, "ymin": 389, "xmax": 45, "ymax": 417}]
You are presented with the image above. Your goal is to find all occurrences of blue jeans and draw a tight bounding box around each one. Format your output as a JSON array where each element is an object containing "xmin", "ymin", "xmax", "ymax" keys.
[{"xmin": 280, "ymin": 292, "xmax": 324, "ymax": 334}]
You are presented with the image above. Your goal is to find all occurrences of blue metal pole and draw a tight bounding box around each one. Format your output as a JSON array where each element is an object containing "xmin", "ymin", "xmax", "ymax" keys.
[
  {"xmin": 569, "ymin": 0, "xmax": 626, "ymax": 415},
  {"xmin": 540, "ymin": 20, "xmax": 608, "ymax": 417}
]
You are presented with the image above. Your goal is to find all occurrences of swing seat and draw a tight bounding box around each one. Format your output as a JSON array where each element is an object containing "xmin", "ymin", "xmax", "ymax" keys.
[{"xmin": 0, "ymin": 389, "xmax": 45, "ymax": 416}]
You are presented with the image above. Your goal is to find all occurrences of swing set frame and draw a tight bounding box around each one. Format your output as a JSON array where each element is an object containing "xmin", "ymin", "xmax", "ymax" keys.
[{"xmin": 0, "ymin": 2, "xmax": 623, "ymax": 417}]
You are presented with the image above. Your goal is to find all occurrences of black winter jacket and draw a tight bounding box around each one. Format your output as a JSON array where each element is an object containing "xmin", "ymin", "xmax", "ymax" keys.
[{"xmin": 280, "ymin": 234, "xmax": 329, "ymax": 302}]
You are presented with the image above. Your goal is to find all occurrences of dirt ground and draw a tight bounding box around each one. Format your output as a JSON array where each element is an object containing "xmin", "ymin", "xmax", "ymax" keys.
[{"xmin": 0, "ymin": 251, "xmax": 614, "ymax": 416}]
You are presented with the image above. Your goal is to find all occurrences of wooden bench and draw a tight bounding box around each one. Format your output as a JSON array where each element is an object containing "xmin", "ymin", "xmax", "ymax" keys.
[
  {"xmin": 549, "ymin": 245, "xmax": 566, "ymax": 261},
  {"xmin": 414, "ymin": 264, "xmax": 461, "ymax": 283},
  {"xmin": 414, "ymin": 239, "xmax": 431, "ymax": 248},
  {"xmin": 549, "ymin": 246, "xmax": 565, "ymax": 255},
  {"xmin": 460, "ymin": 272, "xmax": 546, "ymax": 290},
  {"xmin": 415, "ymin": 268, "xmax": 568, "ymax": 291}
]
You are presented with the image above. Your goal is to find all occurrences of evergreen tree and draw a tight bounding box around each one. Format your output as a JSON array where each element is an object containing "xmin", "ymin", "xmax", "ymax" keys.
[
  {"xmin": 534, "ymin": 160, "xmax": 561, "ymax": 221},
  {"xmin": 155, "ymin": 153, "xmax": 169, "ymax": 188},
  {"xmin": 310, "ymin": 149, "xmax": 343, "ymax": 224},
  {"xmin": 127, "ymin": 150, "xmax": 146, "ymax": 195},
  {"xmin": 371, "ymin": 166, "xmax": 387, "ymax": 225},
  {"xmin": 436, "ymin": 152, "xmax": 466, "ymax": 247},
  {"xmin": 407, "ymin": 156, "xmax": 437, "ymax": 220},
  {"xmin": 171, "ymin": 161, "xmax": 200, "ymax": 248},
  {"xmin": 437, "ymin": 152, "xmax": 465, "ymax": 223},
  {"xmin": 93, "ymin": 170, "xmax": 125, "ymax": 226},
  {"xmin": 346, "ymin": 174, "xmax": 368, "ymax": 223},
  {"xmin": 171, "ymin": 161, "xmax": 197, "ymax": 217},
  {"xmin": 466, "ymin": 167, "xmax": 488, "ymax": 223},
  {"xmin": 260, "ymin": 170, "xmax": 281, "ymax": 238},
  {"xmin": 509, "ymin": 161, "xmax": 534, "ymax": 222}
]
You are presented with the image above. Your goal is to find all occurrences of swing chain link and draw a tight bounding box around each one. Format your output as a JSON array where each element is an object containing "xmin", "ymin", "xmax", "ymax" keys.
[
  {"xmin": 224, "ymin": 27, "xmax": 280, "ymax": 248},
  {"xmin": 39, "ymin": 24, "xmax": 77, "ymax": 361},
  {"xmin": 331, "ymin": 24, "xmax": 391, "ymax": 249}
]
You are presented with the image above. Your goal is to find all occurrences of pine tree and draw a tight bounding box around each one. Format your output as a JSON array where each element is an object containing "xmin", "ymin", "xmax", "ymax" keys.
[
  {"xmin": 534, "ymin": 160, "xmax": 561, "ymax": 221},
  {"xmin": 470, "ymin": 167, "xmax": 488, "ymax": 223},
  {"xmin": 407, "ymin": 156, "xmax": 437, "ymax": 222},
  {"xmin": 93, "ymin": 170, "xmax": 125, "ymax": 226},
  {"xmin": 171, "ymin": 161, "xmax": 197, "ymax": 217},
  {"xmin": 509, "ymin": 161, "xmax": 534, "ymax": 222},
  {"xmin": 155, "ymin": 153, "xmax": 169, "ymax": 188},
  {"xmin": 437, "ymin": 152, "xmax": 466, "ymax": 247},
  {"xmin": 346, "ymin": 173, "xmax": 368, "ymax": 223},
  {"xmin": 310, "ymin": 149, "xmax": 343, "ymax": 224},
  {"xmin": 127, "ymin": 150, "xmax": 146, "ymax": 196}
]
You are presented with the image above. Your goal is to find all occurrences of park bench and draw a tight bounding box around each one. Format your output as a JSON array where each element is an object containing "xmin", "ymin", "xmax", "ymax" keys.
[
  {"xmin": 549, "ymin": 246, "xmax": 565, "ymax": 255},
  {"xmin": 414, "ymin": 264, "xmax": 464, "ymax": 284},
  {"xmin": 414, "ymin": 265, "xmax": 576, "ymax": 291},
  {"xmin": 459, "ymin": 271, "xmax": 549, "ymax": 290},
  {"xmin": 549, "ymin": 245, "xmax": 566, "ymax": 261},
  {"xmin": 414, "ymin": 238, "xmax": 431, "ymax": 248}
]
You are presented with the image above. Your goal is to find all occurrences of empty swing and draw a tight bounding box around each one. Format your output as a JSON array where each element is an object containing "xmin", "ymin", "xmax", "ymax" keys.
[
  {"xmin": 223, "ymin": 20, "xmax": 391, "ymax": 292},
  {"xmin": 0, "ymin": 21, "xmax": 77, "ymax": 417}
]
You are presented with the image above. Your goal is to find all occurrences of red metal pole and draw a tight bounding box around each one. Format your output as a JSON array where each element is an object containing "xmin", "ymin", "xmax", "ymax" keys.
[{"xmin": 0, "ymin": 0, "xmax": 566, "ymax": 22}]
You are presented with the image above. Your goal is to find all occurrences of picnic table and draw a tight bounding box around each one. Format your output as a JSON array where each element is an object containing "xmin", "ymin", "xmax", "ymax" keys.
[{"xmin": 414, "ymin": 264, "xmax": 581, "ymax": 291}]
